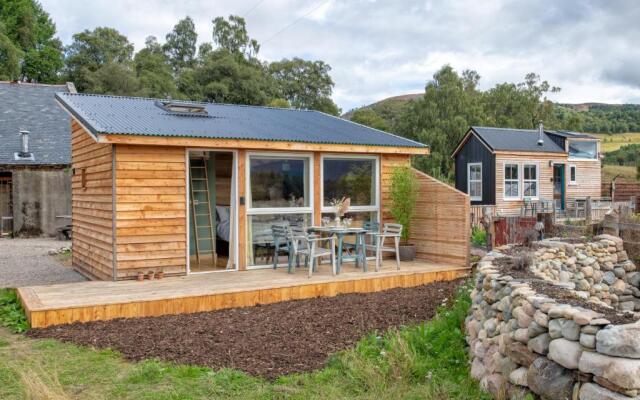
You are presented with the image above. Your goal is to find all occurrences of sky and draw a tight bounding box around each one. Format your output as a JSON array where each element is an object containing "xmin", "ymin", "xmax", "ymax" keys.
[{"xmin": 40, "ymin": 0, "xmax": 640, "ymax": 112}]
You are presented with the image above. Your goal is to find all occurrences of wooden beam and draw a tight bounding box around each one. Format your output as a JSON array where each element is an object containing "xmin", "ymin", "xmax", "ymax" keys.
[
  {"xmin": 313, "ymin": 152, "xmax": 321, "ymax": 225},
  {"xmin": 237, "ymin": 150, "xmax": 247, "ymax": 270},
  {"xmin": 99, "ymin": 133, "xmax": 430, "ymax": 155}
]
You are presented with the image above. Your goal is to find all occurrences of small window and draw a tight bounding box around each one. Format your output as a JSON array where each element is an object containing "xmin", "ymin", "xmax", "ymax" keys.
[
  {"xmin": 504, "ymin": 163, "xmax": 519, "ymax": 199},
  {"xmin": 467, "ymin": 163, "xmax": 482, "ymax": 201},
  {"xmin": 569, "ymin": 165, "xmax": 577, "ymax": 184},
  {"xmin": 81, "ymin": 168, "xmax": 87, "ymax": 190},
  {"xmin": 523, "ymin": 164, "xmax": 538, "ymax": 198},
  {"xmin": 568, "ymin": 140, "xmax": 597, "ymax": 159}
]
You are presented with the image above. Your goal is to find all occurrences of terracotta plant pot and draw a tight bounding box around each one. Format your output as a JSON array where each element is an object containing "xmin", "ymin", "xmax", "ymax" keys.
[
  {"xmin": 399, "ymin": 244, "xmax": 416, "ymax": 262},
  {"xmin": 156, "ymin": 271, "xmax": 164, "ymax": 280},
  {"xmin": 147, "ymin": 271, "xmax": 155, "ymax": 280},
  {"xmin": 136, "ymin": 272, "xmax": 144, "ymax": 282}
]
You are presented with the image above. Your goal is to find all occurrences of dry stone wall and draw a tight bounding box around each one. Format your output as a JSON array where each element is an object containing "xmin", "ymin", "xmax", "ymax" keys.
[{"xmin": 467, "ymin": 234, "xmax": 640, "ymax": 400}]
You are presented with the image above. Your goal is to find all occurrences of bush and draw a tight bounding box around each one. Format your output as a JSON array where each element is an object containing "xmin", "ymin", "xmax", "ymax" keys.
[
  {"xmin": 512, "ymin": 252, "xmax": 534, "ymax": 271},
  {"xmin": 471, "ymin": 226, "xmax": 487, "ymax": 246},
  {"xmin": 390, "ymin": 165, "xmax": 419, "ymax": 244},
  {"xmin": 0, "ymin": 289, "xmax": 29, "ymax": 333}
]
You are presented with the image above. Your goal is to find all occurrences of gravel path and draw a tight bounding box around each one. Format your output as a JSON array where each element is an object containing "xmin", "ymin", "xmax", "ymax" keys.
[{"xmin": 0, "ymin": 238, "xmax": 86, "ymax": 288}]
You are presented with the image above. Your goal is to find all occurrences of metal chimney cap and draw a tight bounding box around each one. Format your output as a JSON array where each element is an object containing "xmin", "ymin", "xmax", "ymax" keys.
[{"xmin": 537, "ymin": 121, "xmax": 544, "ymax": 146}]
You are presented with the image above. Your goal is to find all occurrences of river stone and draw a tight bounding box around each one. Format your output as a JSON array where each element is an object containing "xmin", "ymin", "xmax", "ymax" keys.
[
  {"xmin": 534, "ymin": 310, "xmax": 549, "ymax": 327},
  {"xmin": 596, "ymin": 322, "xmax": 640, "ymax": 358},
  {"xmin": 528, "ymin": 321, "xmax": 547, "ymax": 338},
  {"xmin": 509, "ymin": 366, "xmax": 529, "ymax": 387},
  {"xmin": 528, "ymin": 333, "xmax": 551, "ymax": 355},
  {"xmin": 507, "ymin": 342, "xmax": 538, "ymax": 367},
  {"xmin": 579, "ymin": 351, "xmax": 640, "ymax": 390},
  {"xmin": 549, "ymin": 318, "xmax": 565, "ymax": 339},
  {"xmin": 580, "ymin": 333, "xmax": 596, "ymax": 349},
  {"xmin": 527, "ymin": 357, "xmax": 574, "ymax": 400},
  {"xmin": 579, "ymin": 382, "xmax": 636, "ymax": 400},
  {"xmin": 562, "ymin": 320, "xmax": 581, "ymax": 341},
  {"xmin": 603, "ymin": 272, "xmax": 617, "ymax": 285},
  {"xmin": 470, "ymin": 357, "xmax": 485, "ymax": 380},
  {"xmin": 628, "ymin": 272, "xmax": 640, "ymax": 288},
  {"xmin": 548, "ymin": 338, "xmax": 583, "ymax": 370},
  {"xmin": 515, "ymin": 328, "xmax": 529, "ymax": 343},
  {"xmin": 480, "ymin": 374, "xmax": 507, "ymax": 399}
]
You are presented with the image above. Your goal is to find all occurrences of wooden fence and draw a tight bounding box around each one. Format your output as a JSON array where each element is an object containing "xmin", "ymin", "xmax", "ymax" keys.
[
  {"xmin": 410, "ymin": 169, "xmax": 470, "ymax": 268},
  {"xmin": 602, "ymin": 180, "xmax": 640, "ymax": 202}
]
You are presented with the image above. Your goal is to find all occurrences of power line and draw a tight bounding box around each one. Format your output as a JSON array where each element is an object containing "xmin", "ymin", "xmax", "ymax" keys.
[
  {"xmin": 242, "ymin": 0, "xmax": 265, "ymax": 17},
  {"xmin": 262, "ymin": 0, "xmax": 330, "ymax": 46}
]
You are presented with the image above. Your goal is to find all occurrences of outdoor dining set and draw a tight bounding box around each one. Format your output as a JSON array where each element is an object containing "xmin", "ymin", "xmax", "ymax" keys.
[{"xmin": 270, "ymin": 222, "xmax": 403, "ymax": 277}]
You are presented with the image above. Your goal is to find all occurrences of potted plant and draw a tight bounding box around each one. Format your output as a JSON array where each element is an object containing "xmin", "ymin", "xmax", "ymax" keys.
[{"xmin": 390, "ymin": 165, "xmax": 419, "ymax": 261}]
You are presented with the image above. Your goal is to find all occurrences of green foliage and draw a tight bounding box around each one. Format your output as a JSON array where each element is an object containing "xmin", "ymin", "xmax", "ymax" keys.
[
  {"xmin": 471, "ymin": 226, "xmax": 487, "ymax": 246},
  {"xmin": 163, "ymin": 16, "xmax": 197, "ymax": 73},
  {"xmin": 389, "ymin": 165, "xmax": 419, "ymax": 244},
  {"xmin": 267, "ymin": 98, "xmax": 291, "ymax": 108},
  {"xmin": 269, "ymin": 57, "xmax": 340, "ymax": 115},
  {"xmin": 212, "ymin": 15, "xmax": 259, "ymax": 59},
  {"xmin": 350, "ymin": 108, "xmax": 390, "ymax": 131},
  {"xmin": 0, "ymin": 289, "xmax": 28, "ymax": 333},
  {"xmin": 0, "ymin": 0, "xmax": 63, "ymax": 82},
  {"xmin": 555, "ymin": 104, "xmax": 640, "ymax": 133},
  {"xmin": 604, "ymin": 143, "xmax": 640, "ymax": 167},
  {"xmin": 134, "ymin": 36, "xmax": 177, "ymax": 98}
]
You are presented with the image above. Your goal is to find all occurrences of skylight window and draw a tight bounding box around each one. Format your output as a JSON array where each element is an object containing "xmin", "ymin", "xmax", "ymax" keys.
[{"xmin": 155, "ymin": 100, "xmax": 208, "ymax": 116}]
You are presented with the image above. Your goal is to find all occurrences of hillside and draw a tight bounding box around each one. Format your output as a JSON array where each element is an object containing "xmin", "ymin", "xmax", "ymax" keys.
[{"xmin": 342, "ymin": 93, "xmax": 421, "ymax": 123}]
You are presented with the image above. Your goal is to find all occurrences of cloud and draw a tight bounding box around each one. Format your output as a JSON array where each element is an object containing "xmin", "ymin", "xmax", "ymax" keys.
[{"xmin": 40, "ymin": 0, "xmax": 640, "ymax": 110}]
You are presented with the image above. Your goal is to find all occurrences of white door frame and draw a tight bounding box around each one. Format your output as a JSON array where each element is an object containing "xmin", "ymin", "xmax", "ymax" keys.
[{"xmin": 185, "ymin": 148, "xmax": 239, "ymax": 274}]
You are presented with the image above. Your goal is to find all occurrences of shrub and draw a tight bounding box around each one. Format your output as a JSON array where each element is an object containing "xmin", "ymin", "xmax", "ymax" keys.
[
  {"xmin": 512, "ymin": 252, "xmax": 534, "ymax": 271},
  {"xmin": 471, "ymin": 226, "xmax": 487, "ymax": 246},
  {"xmin": 390, "ymin": 165, "xmax": 419, "ymax": 244},
  {"xmin": 522, "ymin": 229, "xmax": 538, "ymax": 248},
  {"xmin": 0, "ymin": 289, "xmax": 29, "ymax": 333}
]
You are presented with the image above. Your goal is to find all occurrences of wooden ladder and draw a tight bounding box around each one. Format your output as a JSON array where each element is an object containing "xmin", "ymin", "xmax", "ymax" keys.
[{"xmin": 189, "ymin": 157, "xmax": 217, "ymax": 268}]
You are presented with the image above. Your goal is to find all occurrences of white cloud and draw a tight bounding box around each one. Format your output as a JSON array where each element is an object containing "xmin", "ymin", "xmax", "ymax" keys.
[{"xmin": 41, "ymin": 0, "xmax": 640, "ymax": 110}]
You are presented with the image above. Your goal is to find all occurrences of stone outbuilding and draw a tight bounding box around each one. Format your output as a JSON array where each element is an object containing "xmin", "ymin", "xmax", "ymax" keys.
[{"xmin": 0, "ymin": 81, "xmax": 76, "ymax": 236}]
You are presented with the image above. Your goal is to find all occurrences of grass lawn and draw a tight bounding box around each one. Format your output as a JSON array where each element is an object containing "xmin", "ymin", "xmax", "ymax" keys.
[
  {"xmin": 0, "ymin": 286, "xmax": 488, "ymax": 400},
  {"xmin": 593, "ymin": 132, "xmax": 640, "ymax": 153},
  {"xmin": 602, "ymin": 164, "xmax": 637, "ymax": 181}
]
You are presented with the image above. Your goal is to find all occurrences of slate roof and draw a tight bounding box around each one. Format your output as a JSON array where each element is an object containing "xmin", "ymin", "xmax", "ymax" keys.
[
  {"xmin": 545, "ymin": 130, "xmax": 596, "ymax": 139},
  {"xmin": 0, "ymin": 82, "xmax": 72, "ymax": 166},
  {"xmin": 469, "ymin": 126, "xmax": 566, "ymax": 153},
  {"xmin": 55, "ymin": 93, "xmax": 427, "ymax": 149}
]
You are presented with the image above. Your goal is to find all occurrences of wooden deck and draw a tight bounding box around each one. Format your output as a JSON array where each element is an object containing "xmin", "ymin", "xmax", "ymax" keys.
[{"xmin": 18, "ymin": 260, "xmax": 469, "ymax": 328}]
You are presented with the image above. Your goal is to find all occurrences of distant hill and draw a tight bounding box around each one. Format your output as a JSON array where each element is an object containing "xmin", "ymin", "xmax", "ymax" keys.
[{"xmin": 344, "ymin": 93, "xmax": 640, "ymax": 135}]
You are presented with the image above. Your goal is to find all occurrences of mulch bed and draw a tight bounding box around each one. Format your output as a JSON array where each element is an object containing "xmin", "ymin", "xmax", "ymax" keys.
[{"xmin": 28, "ymin": 279, "xmax": 464, "ymax": 379}]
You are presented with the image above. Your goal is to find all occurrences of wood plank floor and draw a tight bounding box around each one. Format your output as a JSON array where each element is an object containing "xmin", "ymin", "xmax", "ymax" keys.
[{"xmin": 19, "ymin": 260, "xmax": 470, "ymax": 328}]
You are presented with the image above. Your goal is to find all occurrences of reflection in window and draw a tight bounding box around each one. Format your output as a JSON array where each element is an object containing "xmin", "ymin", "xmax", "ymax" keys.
[
  {"xmin": 247, "ymin": 213, "xmax": 310, "ymax": 266},
  {"xmin": 323, "ymin": 158, "xmax": 375, "ymax": 206},
  {"xmin": 468, "ymin": 163, "xmax": 482, "ymax": 200},
  {"xmin": 568, "ymin": 141, "xmax": 597, "ymax": 159},
  {"xmin": 504, "ymin": 164, "xmax": 519, "ymax": 198},
  {"xmin": 523, "ymin": 164, "xmax": 538, "ymax": 198},
  {"xmin": 249, "ymin": 157, "xmax": 309, "ymax": 208}
]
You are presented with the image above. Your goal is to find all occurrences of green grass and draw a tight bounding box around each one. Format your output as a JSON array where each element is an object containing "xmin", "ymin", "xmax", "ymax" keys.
[
  {"xmin": 602, "ymin": 164, "xmax": 637, "ymax": 181},
  {"xmin": 593, "ymin": 132, "xmax": 640, "ymax": 153},
  {"xmin": 0, "ymin": 289, "xmax": 29, "ymax": 333},
  {"xmin": 0, "ymin": 282, "xmax": 486, "ymax": 399},
  {"xmin": 471, "ymin": 226, "xmax": 487, "ymax": 247}
]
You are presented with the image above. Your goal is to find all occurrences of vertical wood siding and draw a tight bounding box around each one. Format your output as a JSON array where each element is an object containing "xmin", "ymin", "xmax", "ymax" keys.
[
  {"xmin": 71, "ymin": 121, "xmax": 114, "ymax": 280},
  {"xmin": 454, "ymin": 134, "xmax": 495, "ymax": 205},
  {"xmin": 114, "ymin": 144, "xmax": 187, "ymax": 278},
  {"xmin": 381, "ymin": 154, "xmax": 470, "ymax": 268}
]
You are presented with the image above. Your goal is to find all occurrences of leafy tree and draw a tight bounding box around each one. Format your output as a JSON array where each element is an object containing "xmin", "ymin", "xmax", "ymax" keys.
[
  {"xmin": 212, "ymin": 15, "xmax": 259, "ymax": 59},
  {"xmin": 267, "ymin": 98, "xmax": 291, "ymax": 108},
  {"xmin": 0, "ymin": 0, "xmax": 63, "ymax": 82},
  {"xmin": 350, "ymin": 108, "xmax": 389, "ymax": 131},
  {"xmin": 163, "ymin": 16, "xmax": 197, "ymax": 73},
  {"xmin": 134, "ymin": 36, "xmax": 176, "ymax": 98},
  {"xmin": 269, "ymin": 58, "xmax": 340, "ymax": 115},
  {"xmin": 64, "ymin": 27, "xmax": 136, "ymax": 93}
]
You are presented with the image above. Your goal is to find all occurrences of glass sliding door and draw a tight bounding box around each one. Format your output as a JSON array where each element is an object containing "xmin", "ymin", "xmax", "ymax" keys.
[{"xmin": 246, "ymin": 153, "xmax": 313, "ymax": 268}]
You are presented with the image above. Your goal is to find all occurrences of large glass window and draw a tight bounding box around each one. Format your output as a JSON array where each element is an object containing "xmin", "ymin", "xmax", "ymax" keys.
[
  {"xmin": 568, "ymin": 140, "xmax": 597, "ymax": 159},
  {"xmin": 467, "ymin": 163, "xmax": 482, "ymax": 201},
  {"xmin": 247, "ymin": 154, "xmax": 312, "ymax": 268},
  {"xmin": 504, "ymin": 163, "xmax": 519, "ymax": 198},
  {"xmin": 523, "ymin": 164, "xmax": 538, "ymax": 198},
  {"xmin": 323, "ymin": 158, "xmax": 376, "ymax": 207}
]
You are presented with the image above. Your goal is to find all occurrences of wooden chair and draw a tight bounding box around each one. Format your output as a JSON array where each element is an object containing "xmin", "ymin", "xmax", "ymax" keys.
[
  {"xmin": 368, "ymin": 223, "xmax": 402, "ymax": 271},
  {"xmin": 288, "ymin": 226, "xmax": 336, "ymax": 277}
]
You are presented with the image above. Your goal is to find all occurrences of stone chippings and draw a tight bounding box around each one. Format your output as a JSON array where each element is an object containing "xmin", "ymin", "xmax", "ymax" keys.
[{"xmin": 465, "ymin": 235, "xmax": 640, "ymax": 399}]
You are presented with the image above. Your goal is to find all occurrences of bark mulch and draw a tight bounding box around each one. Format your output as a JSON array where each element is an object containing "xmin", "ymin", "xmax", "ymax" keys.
[{"xmin": 28, "ymin": 279, "xmax": 464, "ymax": 379}]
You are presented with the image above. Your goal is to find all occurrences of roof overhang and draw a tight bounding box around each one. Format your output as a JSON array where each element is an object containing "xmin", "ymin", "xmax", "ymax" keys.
[
  {"xmin": 98, "ymin": 133, "xmax": 430, "ymax": 155},
  {"xmin": 451, "ymin": 128, "xmax": 493, "ymax": 158}
]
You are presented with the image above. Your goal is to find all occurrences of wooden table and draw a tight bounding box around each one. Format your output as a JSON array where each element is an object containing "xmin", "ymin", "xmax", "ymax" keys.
[{"xmin": 308, "ymin": 226, "xmax": 368, "ymax": 274}]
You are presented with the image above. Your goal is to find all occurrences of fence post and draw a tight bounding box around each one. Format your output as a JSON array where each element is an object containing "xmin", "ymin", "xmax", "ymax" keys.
[{"xmin": 586, "ymin": 196, "xmax": 592, "ymax": 225}]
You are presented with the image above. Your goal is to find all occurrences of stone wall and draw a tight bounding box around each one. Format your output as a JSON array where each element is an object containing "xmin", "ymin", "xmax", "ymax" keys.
[{"xmin": 467, "ymin": 235, "xmax": 640, "ymax": 400}]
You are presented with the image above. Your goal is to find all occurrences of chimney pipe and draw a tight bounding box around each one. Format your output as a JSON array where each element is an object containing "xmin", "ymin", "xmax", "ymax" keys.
[
  {"xmin": 537, "ymin": 121, "xmax": 544, "ymax": 146},
  {"xmin": 19, "ymin": 130, "xmax": 30, "ymax": 157}
]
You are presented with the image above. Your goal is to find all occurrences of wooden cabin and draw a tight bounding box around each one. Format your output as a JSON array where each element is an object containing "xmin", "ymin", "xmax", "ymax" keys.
[
  {"xmin": 55, "ymin": 93, "xmax": 470, "ymax": 281},
  {"xmin": 453, "ymin": 125, "xmax": 601, "ymax": 216}
]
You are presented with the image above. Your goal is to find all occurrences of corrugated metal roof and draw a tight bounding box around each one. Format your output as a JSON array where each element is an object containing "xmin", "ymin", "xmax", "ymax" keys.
[
  {"xmin": 56, "ymin": 93, "xmax": 427, "ymax": 149},
  {"xmin": 0, "ymin": 82, "xmax": 71, "ymax": 165},
  {"xmin": 471, "ymin": 126, "xmax": 566, "ymax": 153},
  {"xmin": 546, "ymin": 130, "xmax": 596, "ymax": 139}
]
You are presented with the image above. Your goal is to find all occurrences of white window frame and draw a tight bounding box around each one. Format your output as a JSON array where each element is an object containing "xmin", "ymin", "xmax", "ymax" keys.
[
  {"xmin": 522, "ymin": 163, "xmax": 539, "ymax": 200},
  {"xmin": 320, "ymin": 154, "xmax": 380, "ymax": 222},
  {"xmin": 569, "ymin": 165, "xmax": 577, "ymax": 185},
  {"xmin": 467, "ymin": 162, "xmax": 482, "ymax": 201},
  {"xmin": 503, "ymin": 163, "xmax": 520, "ymax": 200},
  {"xmin": 246, "ymin": 151, "xmax": 314, "ymax": 269}
]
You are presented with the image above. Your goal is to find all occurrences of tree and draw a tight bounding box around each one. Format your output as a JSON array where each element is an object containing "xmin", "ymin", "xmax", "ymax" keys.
[
  {"xmin": 0, "ymin": 0, "xmax": 63, "ymax": 82},
  {"xmin": 212, "ymin": 15, "xmax": 259, "ymax": 59},
  {"xmin": 350, "ymin": 108, "xmax": 389, "ymax": 131},
  {"xmin": 269, "ymin": 58, "xmax": 340, "ymax": 115},
  {"xmin": 163, "ymin": 16, "xmax": 197, "ymax": 73},
  {"xmin": 64, "ymin": 27, "xmax": 136, "ymax": 93},
  {"xmin": 134, "ymin": 36, "xmax": 176, "ymax": 98}
]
